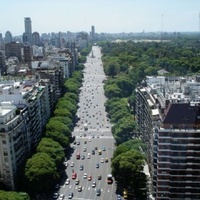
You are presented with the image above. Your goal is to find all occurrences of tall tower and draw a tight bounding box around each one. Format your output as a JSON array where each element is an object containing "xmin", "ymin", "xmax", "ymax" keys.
[
  {"xmin": 24, "ymin": 17, "xmax": 32, "ymax": 44},
  {"xmin": 91, "ymin": 25, "xmax": 95, "ymax": 41}
]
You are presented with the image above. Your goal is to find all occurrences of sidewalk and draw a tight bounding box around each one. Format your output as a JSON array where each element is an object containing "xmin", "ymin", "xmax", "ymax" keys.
[{"xmin": 144, "ymin": 162, "xmax": 155, "ymax": 200}]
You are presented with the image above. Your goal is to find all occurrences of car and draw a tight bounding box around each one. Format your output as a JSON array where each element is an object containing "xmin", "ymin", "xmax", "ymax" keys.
[
  {"xmin": 58, "ymin": 194, "xmax": 65, "ymax": 200},
  {"xmin": 83, "ymin": 147, "xmax": 87, "ymax": 152},
  {"xmin": 77, "ymin": 141, "xmax": 80, "ymax": 145},
  {"xmin": 64, "ymin": 161, "xmax": 68, "ymax": 167},
  {"xmin": 81, "ymin": 155, "xmax": 85, "ymax": 160},
  {"xmin": 96, "ymin": 189, "xmax": 101, "ymax": 196},
  {"xmin": 84, "ymin": 140, "xmax": 87, "ymax": 144},
  {"xmin": 97, "ymin": 175, "xmax": 102, "ymax": 180},
  {"xmin": 89, "ymin": 137, "xmax": 91, "ymax": 142},
  {"xmin": 101, "ymin": 158, "xmax": 104, "ymax": 163},
  {"xmin": 92, "ymin": 150, "xmax": 95, "ymax": 155},
  {"xmin": 68, "ymin": 192, "xmax": 73, "ymax": 199},
  {"xmin": 75, "ymin": 179, "xmax": 79, "ymax": 185},
  {"xmin": 65, "ymin": 178, "xmax": 70, "ymax": 185},
  {"xmin": 72, "ymin": 172, "xmax": 77, "ymax": 179},
  {"xmin": 88, "ymin": 175, "xmax": 92, "ymax": 181},
  {"xmin": 96, "ymin": 163, "xmax": 99, "ymax": 168},
  {"xmin": 52, "ymin": 192, "xmax": 59, "ymax": 199},
  {"xmin": 80, "ymin": 133, "xmax": 82, "ymax": 137},
  {"xmin": 96, "ymin": 134, "xmax": 99, "ymax": 138},
  {"xmin": 80, "ymin": 165, "xmax": 84, "ymax": 170},
  {"xmin": 95, "ymin": 146, "xmax": 98, "ymax": 150},
  {"xmin": 78, "ymin": 185, "xmax": 82, "ymax": 192},
  {"xmin": 70, "ymin": 162, "xmax": 74, "ymax": 167},
  {"xmin": 105, "ymin": 158, "xmax": 108, "ymax": 163},
  {"xmin": 73, "ymin": 141, "xmax": 76, "ymax": 145},
  {"xmin": 87, "ymin": 153, "xmax": 91, "ymax": 159},
  {"xmin": 102, "ymin": 147, "xmax": 106, "ymax": 151},
  {"xmin": 117, "ymin": 194, "xmax": 122, "ymax": 200},
  {"xmin": 98, "ymin": 150, "xmax": 102, "ymax": 155},
  {"xmin": 83, "ymin": 173, "xmax": 87, "ymax": 179},
  {"xmin": 92, "ymin": 181, "xmax": 96, "ymax": 188}
]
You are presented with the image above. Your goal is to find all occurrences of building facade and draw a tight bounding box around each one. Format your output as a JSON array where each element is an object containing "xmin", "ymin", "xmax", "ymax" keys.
[
  {"xmin": 24, "ymin": 17, "xmax": 32, "ymax": 45},
  {"xmin": 136, "ymin": 76, "xmax": 200, "ymax": 200},
  {"xmin": 5, "ymin": 31, "xmax": 12, "ymax": 44}
]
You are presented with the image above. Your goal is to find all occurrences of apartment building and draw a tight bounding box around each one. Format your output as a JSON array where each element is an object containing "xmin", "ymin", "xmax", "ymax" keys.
[
  {"xmin": 136, "ymin": 76, "xmax": 200, "ymax": 200},
  {"xmin": 0, "ymin": 76, "xmax": 60, "ymax": 189},
  {"xmin": 0, "ymin": 102, "xmax": 28, "ymax": 189}
]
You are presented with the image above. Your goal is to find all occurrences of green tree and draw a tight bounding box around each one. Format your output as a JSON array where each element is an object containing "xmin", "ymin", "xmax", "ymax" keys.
[
  {"xmin": 111, "ymin": 150, "xmax": 147, "ymax": 199},
  {"xmin": 104, "ymin": 84, "xmax": 122, "ymax": 98},
  {"xmin": 112, "ymin": 116, "xmax": 136, "ymax": 144},
  {"xmin": 56, "ymin": 98, "xmax": 77, "ymax": 116},
  {"xmin": 45, "ymin": 130, "xmax": 70, "ymax": 147},
  {"xmin": 25, "ymin": 153, "xmax": 58, "ymax": 193},
  {"xmin": 36, "ymin": 138, "xmax": 65, "ymax": 167},
  {"xmin": 0, "ymin": 191, "xmax": 30, "ymax": 200},
  {"xmin": 46, "ymin": 119, "xmax": 71, "ymax": 137}
]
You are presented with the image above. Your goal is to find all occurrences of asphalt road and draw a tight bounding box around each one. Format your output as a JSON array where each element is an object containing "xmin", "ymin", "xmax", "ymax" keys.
[{"xmin": 58, "ymin": 46, "xmax": 120, "ymax": 200}]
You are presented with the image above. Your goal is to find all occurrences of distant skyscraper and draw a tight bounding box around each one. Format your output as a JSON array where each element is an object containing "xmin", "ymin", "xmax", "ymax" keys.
[
  {"xmin": 32, "ymin": 32, "xmax": 40, "ymax": 46},
  {"xmin": 91, "ymin": 25, "xmax": 95, "ymax": 41},
  {"xmin": 5, "ymin": 31, "xmax": 13, "ymax": 44},
  {"xmin": 24, "ymin": 17, "xmax": 32, "ymax": 44}
]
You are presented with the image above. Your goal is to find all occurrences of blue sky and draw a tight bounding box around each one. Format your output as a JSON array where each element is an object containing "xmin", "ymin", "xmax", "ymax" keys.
[{"xmin": 1, "ymin": 0, "xmax": 200, "ymax": 35}]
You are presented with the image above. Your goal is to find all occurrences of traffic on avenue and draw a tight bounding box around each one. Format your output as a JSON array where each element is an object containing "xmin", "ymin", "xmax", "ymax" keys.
[{"xmin": 54, "ymin": 46, "xmax": 122, "ymax": 200}]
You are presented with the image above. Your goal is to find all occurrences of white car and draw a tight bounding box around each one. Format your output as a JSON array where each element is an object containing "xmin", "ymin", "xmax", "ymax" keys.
[
  {"xmin": 92, "ymin": 181, "xmax": 96, "ymax": 188},
  {"xmin": 87, "ymin": 153, "xmax": 91, "ymax": 159},
  {"xmin": 70, "ymin": 162, "xmax": 74, "ymax": 167},
  {"xmin": 101, "ymin": 158, "xmax": 104, "ymax": 163},
  {"xmin": 65, "ymin": 179, "xmax": 70, "ymax": 185},
  {"xmin": 83, "ymin": 173, "xmax": 87, "ymax": 179}
]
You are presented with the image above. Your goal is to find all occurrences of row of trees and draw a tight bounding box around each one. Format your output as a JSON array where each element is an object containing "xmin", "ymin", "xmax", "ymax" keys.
[
  {"xmin": 21, "ymin": 47, "xmax": 92, "ymax": 198},
  {"xmin": 7, "ymin": 47, "xmax": 91, "ymax": 199},
  {"xmin": 99, "ymin": 42, "xmax": 148, "ymax": 199},
  {"xmin": 24, "ymin": 70, "xmax": 83, "ymax": 196}
]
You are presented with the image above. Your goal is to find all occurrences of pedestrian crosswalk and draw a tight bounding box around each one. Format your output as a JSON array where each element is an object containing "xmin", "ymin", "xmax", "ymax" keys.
[{"xmin": 74, "ymin": 128, "xmax": 110, "ymax": 132}]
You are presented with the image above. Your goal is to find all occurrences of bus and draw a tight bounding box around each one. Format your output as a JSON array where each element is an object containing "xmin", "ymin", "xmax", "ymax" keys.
[
  {"xmin": 107, "ymin": 174, "xmax": 113, "ymax": 184},
  {"xmin": 76, "ymin": 152, "xmax": 80, "ymax": 159}
]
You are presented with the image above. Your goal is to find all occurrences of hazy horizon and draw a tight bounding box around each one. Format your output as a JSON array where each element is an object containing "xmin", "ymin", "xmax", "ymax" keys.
[{"xmin": 1, "ymin": 0, "xmax": 200, "ymax": 36}]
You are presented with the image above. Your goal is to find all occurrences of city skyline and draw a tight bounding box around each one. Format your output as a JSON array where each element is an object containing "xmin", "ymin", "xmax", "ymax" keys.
[{"xmin": 1, "ymin": 0, "xmax": 200, "ymax": 35}]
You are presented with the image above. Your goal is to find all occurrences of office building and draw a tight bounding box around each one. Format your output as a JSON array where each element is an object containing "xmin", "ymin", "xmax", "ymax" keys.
[
  {"xmin": 5, "ymin": 31, "xmax": 12, "ymax": 44},
  {"xmin": 91, "ymin": 25, "xmax": 95, "ymax": 40},
  {"xmin": 5, "ymin": 42, "xmax": 22, "ymax": 61},
  {"xmin": 24, "ymin": 17, "xmax": 32, "ymax": 44},
  {"xmin": 136, "ymin": 76, "xmax": 200, "ymax": 200},
  {"xmin": 22, "ymin": 44, "xmax": 32, "ymax": 63},
  {"xmin": 32, "ymin": 32, "xmax": 40, "ymax": 46}
]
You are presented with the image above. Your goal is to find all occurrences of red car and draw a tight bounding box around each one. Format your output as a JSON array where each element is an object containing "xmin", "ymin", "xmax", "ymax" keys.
[
  {"xmin": 72, "ymin": 172, "xmax": 77, "ymax": 179},
  {"xmin": 88, "ymin": 175, "xmax": 92, "ymax": 181}
]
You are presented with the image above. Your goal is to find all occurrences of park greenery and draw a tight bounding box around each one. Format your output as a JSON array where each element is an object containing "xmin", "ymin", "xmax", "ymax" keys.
[{"xmin": 99, "ymin": 35, "xmax": 200, "ymax": 199}]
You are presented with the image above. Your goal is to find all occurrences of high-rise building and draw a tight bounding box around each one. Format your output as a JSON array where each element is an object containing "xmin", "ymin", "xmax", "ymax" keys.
[
  {"xmin": 32, "ymin": 32, "xmax": 40, "ymax": 46},
  {"xmin": 24, "ymin": 17, "xmax": 32, "ymax": 44},
  {"xmin": 5, "ymin": 31, "xmax": 12, "ymax": 44},
  {"xmin": 136, "ymin": 76, "xmax": 200, "ymax": 200},
  {"xmin": 5, "ymin": 42, "xmax": 22, "ymax": 61},
  {"xmin": 91, "ymin": 25, "xmax": 95, "ymax": 41}
]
